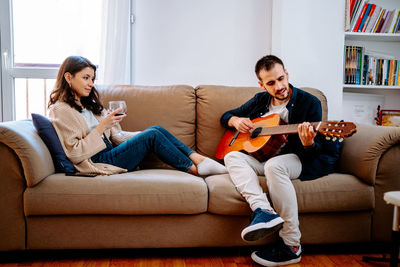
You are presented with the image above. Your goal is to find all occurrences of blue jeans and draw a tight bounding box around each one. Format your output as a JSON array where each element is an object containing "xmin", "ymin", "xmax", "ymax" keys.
[{"xmin": 91, "ymin": 125, "xmax": 195, "ymax": 172}]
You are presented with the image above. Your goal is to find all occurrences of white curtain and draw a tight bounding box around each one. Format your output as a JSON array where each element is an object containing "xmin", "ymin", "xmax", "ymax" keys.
[{"xmin": 98, "ymin": 0, "xmax": 131, "ymax": 85}]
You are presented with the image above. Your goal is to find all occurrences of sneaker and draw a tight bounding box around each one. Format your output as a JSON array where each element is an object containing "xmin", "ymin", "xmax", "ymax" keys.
[
  {"xmin": 251, "ymin": 239, "xmax": 302, "ymax": 266},
  {"xmin": 241, "ymin": 208, "xmax": 284, "ymax": 242}
]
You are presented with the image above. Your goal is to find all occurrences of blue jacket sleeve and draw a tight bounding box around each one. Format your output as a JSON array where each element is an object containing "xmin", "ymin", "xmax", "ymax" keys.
[{"xmin": 220, "ymin": 94, "xmax": 260, "ymax": 128}]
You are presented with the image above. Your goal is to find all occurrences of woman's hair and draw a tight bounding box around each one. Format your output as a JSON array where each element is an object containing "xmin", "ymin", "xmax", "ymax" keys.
[{"xmin": 48, "ymin": 56, "xmax": 103, "ymax": 115}]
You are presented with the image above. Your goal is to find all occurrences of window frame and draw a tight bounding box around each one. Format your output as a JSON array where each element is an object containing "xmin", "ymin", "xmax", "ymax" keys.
[{"xmin": 0, "ymin": 0, "xmax": 135, "ymax": 122}]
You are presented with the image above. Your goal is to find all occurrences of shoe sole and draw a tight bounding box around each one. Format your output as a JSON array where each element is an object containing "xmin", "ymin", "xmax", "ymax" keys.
[
  {"xmin": 241, "ymin": 217, "xmax": 284, "ymax": 242},
  {"xmin": 251, "ymin": 252, "xmax": 301, "ymax": 267}
]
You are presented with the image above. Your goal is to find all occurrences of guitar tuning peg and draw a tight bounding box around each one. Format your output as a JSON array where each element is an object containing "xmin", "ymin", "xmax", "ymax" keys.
[
  {"xmin": 325, "ymin": 136, "xmax": 331, "ymax": 141},
  {"xmin": 332, "ymin": 137, "xmax": 337, "ymax": 141},
  {"xmin": 339, "ymin": 138, "xmax": 344, "ymax": 142}
]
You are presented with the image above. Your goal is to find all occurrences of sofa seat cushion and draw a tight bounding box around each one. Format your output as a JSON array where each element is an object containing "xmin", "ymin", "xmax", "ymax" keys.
[
  {"xmin": 24, "ymin": 169, "xmax": 208, "ymax": 216},
  {"xmin": 206, "ymin": 173, "xmax": 374, "ymax": 215}
]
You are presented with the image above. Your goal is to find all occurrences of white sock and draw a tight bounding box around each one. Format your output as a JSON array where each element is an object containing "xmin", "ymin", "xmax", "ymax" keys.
[{"xmin": 197, "ymin": 158, "xmax": 227, "ymax": 176}]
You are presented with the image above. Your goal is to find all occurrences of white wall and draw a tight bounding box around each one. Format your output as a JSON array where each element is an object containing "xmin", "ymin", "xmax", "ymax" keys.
[
  {"xmin": 132, "ymin": 0, "xmax": 272, "ymax": 86},
  {"xmin": 272, "ymin": 0, "xmax": 345, "ymax": 120}
]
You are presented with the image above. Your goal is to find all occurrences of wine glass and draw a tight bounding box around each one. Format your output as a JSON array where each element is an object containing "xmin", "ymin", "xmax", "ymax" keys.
[
  {"xmin": 108, "ymin": 101, "xmax": 127, "ymax": 115},
  {"xmin": 108, "ymin": 101, "xmax": 127, "ymax": 136}
]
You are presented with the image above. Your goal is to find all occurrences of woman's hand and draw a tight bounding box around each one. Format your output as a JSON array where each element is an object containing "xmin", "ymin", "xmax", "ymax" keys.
[
  {"xmin": 228, "ymin": 116, "xmax": 254, "ymax": 133},
  {"xmin": 298, "ymin": 122, "xmax": 316, "ymax": 147},
  {"xmin": 95, "ymin": 107, "xmax": 127, "ymax": 134}
]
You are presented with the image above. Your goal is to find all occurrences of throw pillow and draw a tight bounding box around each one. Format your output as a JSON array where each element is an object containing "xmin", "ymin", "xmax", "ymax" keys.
[{"xmin": 31, "ymin": 113, "xmax": 76, "ymax": 173}]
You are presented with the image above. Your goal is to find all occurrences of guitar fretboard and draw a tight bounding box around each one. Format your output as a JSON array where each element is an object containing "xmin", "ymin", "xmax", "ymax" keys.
[{"xmin": 258, "ymin": 122, "xmax": 322, "ymax": 136}]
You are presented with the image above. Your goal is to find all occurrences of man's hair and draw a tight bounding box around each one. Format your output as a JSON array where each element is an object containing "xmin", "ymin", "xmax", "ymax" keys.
[{"xmin": 255, "ymin": 55, "xmax": 285, "ymax": 81}]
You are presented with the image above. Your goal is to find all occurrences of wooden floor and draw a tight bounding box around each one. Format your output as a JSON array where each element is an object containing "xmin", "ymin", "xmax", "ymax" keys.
[{"xmin": 0, "ymin": 245, "xmax": 397, "ymax": 267}]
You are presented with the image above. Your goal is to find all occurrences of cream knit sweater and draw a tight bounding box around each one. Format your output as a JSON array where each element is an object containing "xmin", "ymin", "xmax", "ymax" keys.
[{"xmin": 49, "ymin": 102, "xmax": 137, "ymax": 175}]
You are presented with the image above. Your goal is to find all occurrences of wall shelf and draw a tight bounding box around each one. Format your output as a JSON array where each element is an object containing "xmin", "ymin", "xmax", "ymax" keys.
[
  {"xmin": 343, "ymin": 84, "xmax": 400, "ymax": 90},
  {"xmin": 344, "ymin": 32, "xmax": 400, "ymax": 42}
]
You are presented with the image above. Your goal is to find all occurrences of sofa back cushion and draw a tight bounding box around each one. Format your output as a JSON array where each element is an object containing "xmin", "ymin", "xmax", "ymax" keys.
[
  {"xmin": 0, "ymin": 120, "xmax": 55, "ymax": 187},
  {"xmin": 195, "ymin": 85, "xmax": 328, "ymax": 159},
  {"xmin": 97, "ymin": 85, "xmax": 196, "ymax": 169}
]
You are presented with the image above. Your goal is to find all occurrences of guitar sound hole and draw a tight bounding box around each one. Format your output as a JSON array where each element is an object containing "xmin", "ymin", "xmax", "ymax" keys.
[{"xmin": 251, "ymin": 128, "xmax": 262, "ymax": 139}]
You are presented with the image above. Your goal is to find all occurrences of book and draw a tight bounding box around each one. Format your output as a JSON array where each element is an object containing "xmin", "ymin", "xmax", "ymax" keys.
[
  {"xmin": 353, "ymin": 1, "xmax": 369, "ymax": 32},
  {"xmin": 393, "ymin": 10, "xmax": 400, "ymax": 33},
  {"xmin": 350, "ymin": 0, "xmax": 363, "ymax": 26},
  {"xmin": 358, "ymin": 3, "xmax": 373, "ymax": 32},
  {"xmin": 388, "ymin": 9, "xmax": 400, "ymax": 33},
  {"xmin": 345, "ymin": 0, "xmax": 351, "ymax": 31},
  {"xmin": 376, "ymin": 9, "xmax": 388, "ymax": 33},
  {"xmin": 350, "ymin": 0, "xmax": 357, "ymax": 18},
  {"xmin": 372, "ymin": 8, "xmax": 385, "ymax": 32},
  {"xmin": 365, "ymin": 6, "xmax": 381, "ymax": 32},
  {"xmin": 381, "ymin": 10, "xmax": 394, "ymax": 33},
  {"xmin": 361, "ymin": 4, "xmax": 376, "ymax": 32}
]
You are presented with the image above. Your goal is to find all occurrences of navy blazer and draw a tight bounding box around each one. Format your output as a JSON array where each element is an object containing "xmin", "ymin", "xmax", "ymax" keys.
[{"xmin": 220, "ymin": 84, "xmax": 342, "ymax": 181}]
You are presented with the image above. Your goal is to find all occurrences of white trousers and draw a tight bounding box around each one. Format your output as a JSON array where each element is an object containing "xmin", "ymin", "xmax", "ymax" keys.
[{"xmin": 224, "ymin": 151, "xmax": 302, "ymax": 246}]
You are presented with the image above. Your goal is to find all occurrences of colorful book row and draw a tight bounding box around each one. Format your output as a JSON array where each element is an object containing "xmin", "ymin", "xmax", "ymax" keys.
[
  {"xmin": 344, "ymin": 45, "xmax": 400, "ymax": 86},
  {"xmin": 345, "ymin": 0, "xmax": 400, "ymax": 33}
]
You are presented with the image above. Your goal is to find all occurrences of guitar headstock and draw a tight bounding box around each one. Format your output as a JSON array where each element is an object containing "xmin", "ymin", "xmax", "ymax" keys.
[{"xmin": 318, "ymin": 121, "xmax": 357, "ymax": 142}]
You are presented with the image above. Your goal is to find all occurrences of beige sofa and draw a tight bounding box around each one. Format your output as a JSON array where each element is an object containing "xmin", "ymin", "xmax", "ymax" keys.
[{"xmin": 1, "ymin": 85, "xmax": 400, "ymax": 252}]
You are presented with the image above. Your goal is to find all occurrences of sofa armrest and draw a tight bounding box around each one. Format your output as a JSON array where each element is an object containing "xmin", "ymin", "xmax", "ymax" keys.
[
  {"xmin": 0, "ymin": 143, "xmax": 26, "ymax": 251},
  {"xmin": 338, "ymin": 123, "xmax": 400, "ymax": 185}
]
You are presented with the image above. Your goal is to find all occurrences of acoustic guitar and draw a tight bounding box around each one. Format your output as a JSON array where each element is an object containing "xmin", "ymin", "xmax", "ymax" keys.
[{"xmin": 215, "ymin": 113, "xmax": 357, "ymax": 161}]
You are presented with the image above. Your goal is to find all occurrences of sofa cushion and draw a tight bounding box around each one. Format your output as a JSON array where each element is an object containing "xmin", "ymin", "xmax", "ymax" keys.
[
  {"xmin": 31, "ymin": 113, "xmax": 76, "ymax": 174},
  {"xmin": 24, "ymin": 169, "xmax": 208, "ymax": 215},
  {"xmin": 195, "ymin": 85, "xmax": 260, "ymax": 159},
  {"xmin": 97, "ymin": 85, "xmax": 196, "ymax": 169},
  {"xmin": 206, "ymin": 173, "xmax": 374, "ymax": 215},
  {"xmin": 0, "ymin": 120, "xmax": 54, "ymax": 187}
]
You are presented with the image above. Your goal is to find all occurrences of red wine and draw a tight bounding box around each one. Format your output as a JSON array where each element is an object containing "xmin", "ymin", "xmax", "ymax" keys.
[{"xmin": 116, "ymin": 113, "xmax": 125, "ymax": 116}]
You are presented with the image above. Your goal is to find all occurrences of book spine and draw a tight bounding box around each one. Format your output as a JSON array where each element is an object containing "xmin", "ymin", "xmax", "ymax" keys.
[
  {"xmin": 393, "ymin": 11, "xmax": 400, "ymax": 33},
  {"xmin": 345, "ymin": 0, "xmax": 351, "ymax": 31},
  {"xmin": 361, "ymin": 4, "xmax": 376, "ymax": 32},
  {"xmin": 358, "ymin": 4, "xmax": 372, "ymax": 32},
  {"xmin": 353, "ymin": 2, "xmax": 369, "ymax": 32},
  {"xmin": 381, "ymin": 10, "xmax": 394, "ymax": 33},
  {"xmin": 359, "ymin": 47, "xmax": 363, "ymax": 85},
  {"xmin": 372, "ymin": 9, "xmax": 385, "ymax": 33},
  {"xmin": 362, "ymin": 54, "xmax": 369, "ymax": 85},
  {"xmin": 389, "ymin": 9, "xmax": 400, "ymax": 33},
  {"xmin": 372, "ymin": 57, "xmax": 377, "ymax": 85},
  {"xmin": 350, "ymin": 0, "xmax": 357, "ymax": 18},
  {"xmin": 350, "ymin": 0, "xmax": 363, "ymax": 29},
  {"xmin": 366, "ymin": 6, "xmax": 381, "ymax": 32},
  {"xmin": 376, "ymin": 9, "xmax": 388, "ymax": 33}
]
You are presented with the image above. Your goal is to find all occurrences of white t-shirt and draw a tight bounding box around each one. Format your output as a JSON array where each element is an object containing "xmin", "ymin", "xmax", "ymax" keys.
[
  {"xmin": 81, "ymin": 108, "xmax": 99, "ymax": 132},
  {"xmin": 261, "ymin": 101, "xmax": 289, "ymax": 123}
]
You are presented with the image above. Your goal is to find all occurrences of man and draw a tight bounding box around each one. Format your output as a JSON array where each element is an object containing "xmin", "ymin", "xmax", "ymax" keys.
[{"xmin": 221, "ymin": 55, "xmax": 342, "ymax": 266}]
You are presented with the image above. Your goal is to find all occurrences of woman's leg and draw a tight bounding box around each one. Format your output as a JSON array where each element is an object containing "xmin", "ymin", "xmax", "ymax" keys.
[
  {"xmin": 147, "ymin": 125, "xmax": 226, "ymax": 175},
  {"xmin": 148, "ymin": 125, "xmax": 194, "ymax": 156},
  {"xmin": 92, "ymin": 127, "xmax": 194, "ymax": 172}
]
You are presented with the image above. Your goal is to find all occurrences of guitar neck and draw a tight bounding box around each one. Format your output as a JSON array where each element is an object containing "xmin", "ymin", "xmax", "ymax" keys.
[{"xmin": 259, "ymin": 122, "xmax": 322, "ymax": 136}]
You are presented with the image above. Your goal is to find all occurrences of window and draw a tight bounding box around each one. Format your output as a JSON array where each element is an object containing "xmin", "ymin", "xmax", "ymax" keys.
[{"xmin": 1, "ymin": 0, "xmax": 102, "ymax": 121}]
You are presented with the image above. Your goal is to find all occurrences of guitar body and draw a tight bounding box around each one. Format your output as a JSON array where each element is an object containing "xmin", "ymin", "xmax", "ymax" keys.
[
  {"xmin": 215, "ymin": 113, "xmax": 357, "ymax": 161},
  {"xmin": 215, "ymin": 114, "xmax": 287, "ymax": 161}
]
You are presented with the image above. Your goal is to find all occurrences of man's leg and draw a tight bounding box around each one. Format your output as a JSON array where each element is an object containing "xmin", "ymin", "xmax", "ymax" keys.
[
  {"xmin": 264, "ymin": 153, "xmax": 302, "ymax": 247},
  {"xmin": 224, "ymin": 151, "xmax": 284, "ymax": 241},
  {"xmin": 250, "ymin": 153, "xmax": 302, "ymax": 267}
]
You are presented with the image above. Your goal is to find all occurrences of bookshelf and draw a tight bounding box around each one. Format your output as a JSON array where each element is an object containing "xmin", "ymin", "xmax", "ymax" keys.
[{"xmin": 342, "ymin": 0, "xmax": 400, "ymax": 124}]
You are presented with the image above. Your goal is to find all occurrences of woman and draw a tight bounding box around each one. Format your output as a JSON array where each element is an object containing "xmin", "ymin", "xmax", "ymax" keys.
[{"xmin": 48, "ymin": 56, "xmax": 227, "ymax": 176}]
